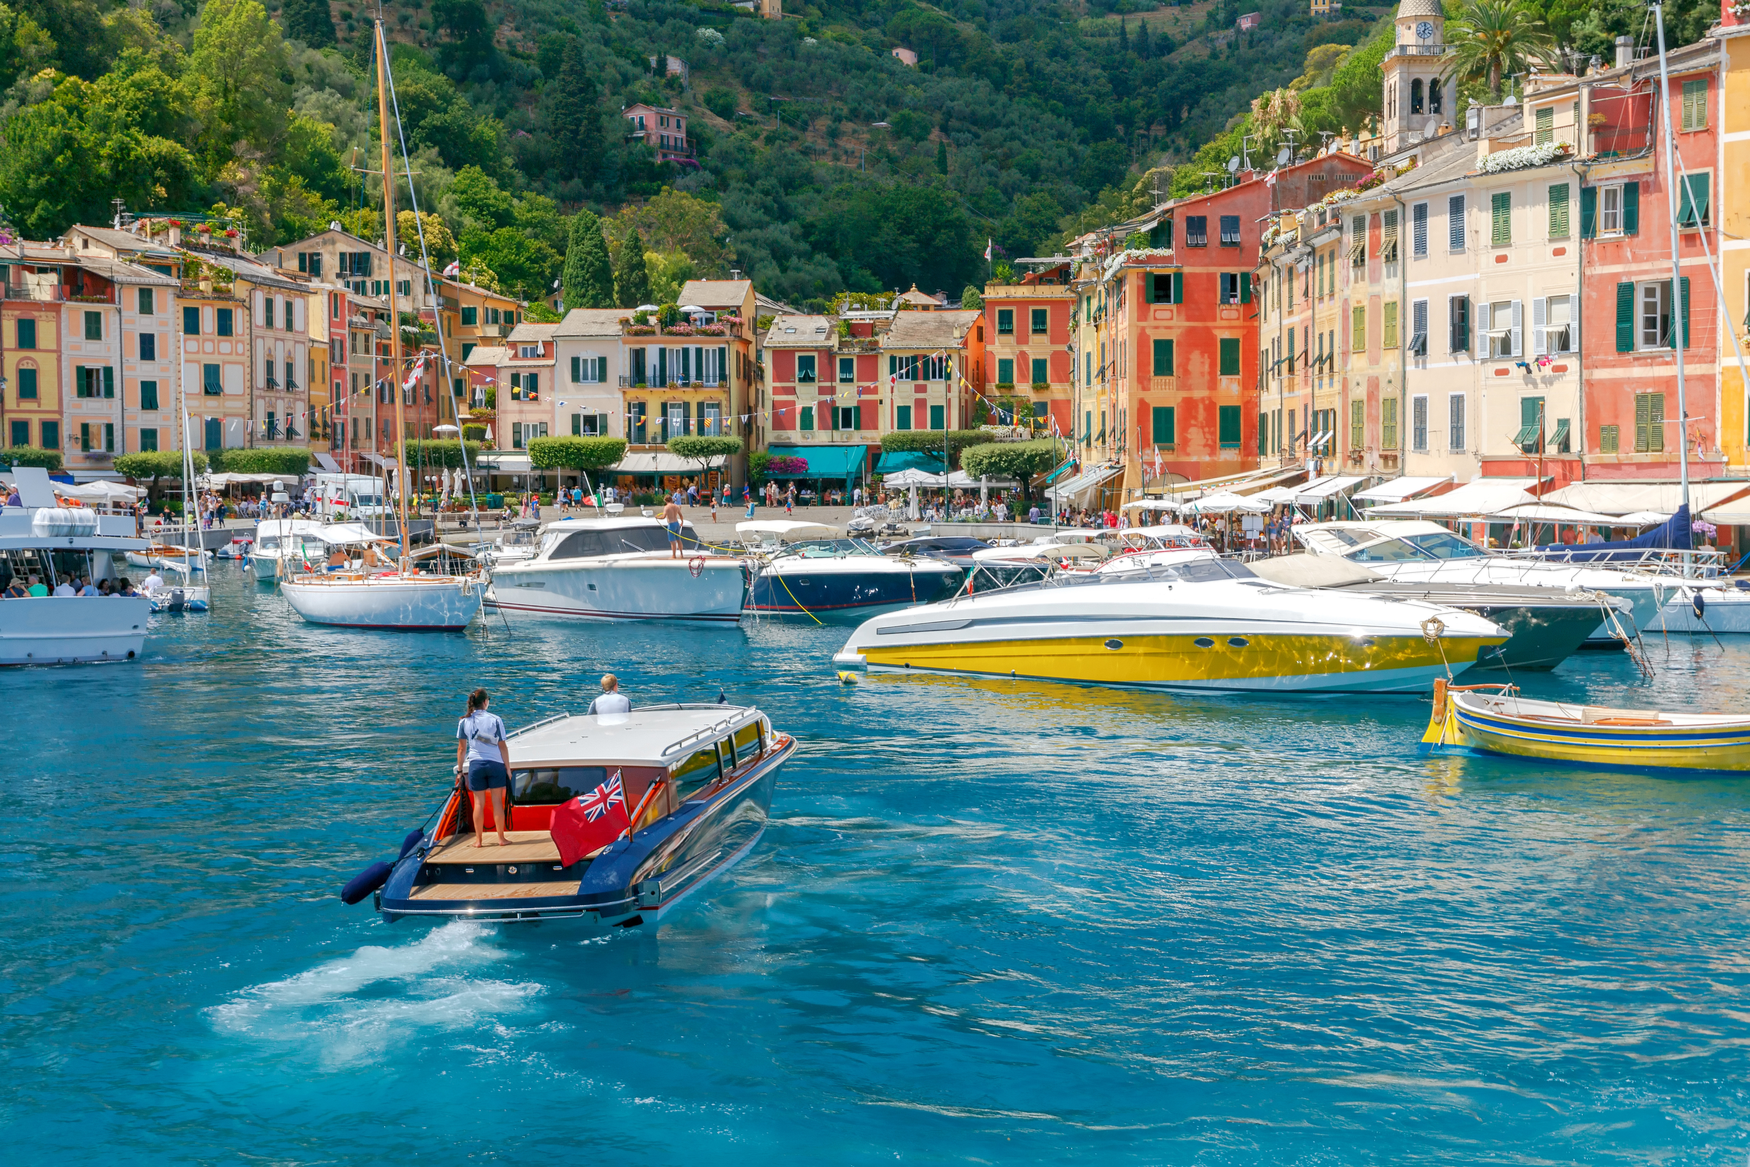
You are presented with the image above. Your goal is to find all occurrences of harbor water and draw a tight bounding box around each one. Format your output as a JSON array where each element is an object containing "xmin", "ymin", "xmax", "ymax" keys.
[{"xmin": 8, "ymin": 565, "xmax": 1750, "ymax": 1164}]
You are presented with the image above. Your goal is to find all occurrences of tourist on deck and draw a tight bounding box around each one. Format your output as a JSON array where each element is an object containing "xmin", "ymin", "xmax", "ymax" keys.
[
  {"xmin": 52, "ymin": 578, "xmax": 75, "ymax": 597},
  {"xmin": 78, "ymin": 577, "xmax": 99, "ymax": 596},
  {"xmin": 116, "ymin": 577, "xmax": 137, "ymax": 596},
  {"xmin": 588, "ymin": 674, "xmax": 631, "ymax": 716},
  {"xmin": 25, "ymin": 574, "xmax": 46, "ymax": 597},
  {"xmin": 455, "ymin": 688, "xmax": 511, "ymax": 849},
  {"xmin": 662, "ymin": 496, "xmax": 685, "ymax": 558},
  {"xmin": 141, "ymin": 569, "xmax": 165, "ymax": 595},
  {"xmin": 3, "ymin": 577, "xmax": 27, "ymax": 598},
  {"xmin": 5, "ymin": 485, "xmax": 20, "ymax": 507}
]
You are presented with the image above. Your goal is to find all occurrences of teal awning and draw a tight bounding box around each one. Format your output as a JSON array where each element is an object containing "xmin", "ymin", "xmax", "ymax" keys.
[
  {"xmin": 1042, "ymin": 458, "xmax": 1078, "ymax": 485},
  {"xmin": 765, "ymin": 444, "xmax": 868, "ymax": 481},
  {"xmin": 875, "ymin": 450, "xmax": 946, "ymax": 475}
]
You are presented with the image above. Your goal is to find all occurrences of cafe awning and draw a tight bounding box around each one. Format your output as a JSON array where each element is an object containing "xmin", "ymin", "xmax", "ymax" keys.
[
  {"xmin": 614, "ymin": 452, "xmax": 727, "ymax": 474},
  {"xmin": 1046, "ymin": 462, "xmax": 1123, "ymax": 503},
  {"xmin": 1293, "ymin": 475, "xmax": 1366, "ymax": 503},
  {"xmin": 1365, "ymin": 477, "xmax": 1541, "ymax": 518},
  {"xmin": 765, "ymin": 444, "xmax": 867, "ymax": 481},
  {"xmin": 875, "ymin": 450, "xmax": 946, "ymax": 475},
  {"xmin": 1352, "ymin": 475, "xmax": 1453, "ymax": 503}
]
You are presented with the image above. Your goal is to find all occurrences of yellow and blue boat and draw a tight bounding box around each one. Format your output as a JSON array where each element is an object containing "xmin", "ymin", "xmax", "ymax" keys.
[{"xmin": 1421, "ymin": 679, "xmax": 1750, "ymax": 772}]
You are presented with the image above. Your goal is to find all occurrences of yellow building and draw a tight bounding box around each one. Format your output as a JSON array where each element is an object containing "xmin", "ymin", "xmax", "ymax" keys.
[{"xmin": 1721, "ymin": 14, "xmax": 1750, "ymax": 475}]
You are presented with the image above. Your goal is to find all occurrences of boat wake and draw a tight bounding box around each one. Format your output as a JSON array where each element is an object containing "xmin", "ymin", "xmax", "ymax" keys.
[{"xmin": 208, "ymin": 922, "xmax": 544, "ymax": 1065}]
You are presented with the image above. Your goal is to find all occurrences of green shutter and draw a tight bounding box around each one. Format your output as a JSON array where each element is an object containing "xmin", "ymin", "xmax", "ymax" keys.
[
  {"xmin": 1152, "ymin": 338, "xmax": 1173, "ymax": 377},
  {"xmin": 1548, "ymin": 183, "xmax": 1569, "ymax": 237},
  {"xmin": 1171, "ymin": 272, "xmax": 1183, "ymax": 304},
  {"xmin": 1580, "ymin": 186, "xmax": 1597, "ymax": 238},
  {"xmin": 1673, "ymin": 276, "xmax": 1687, "ymax": 349},
  {"xmin": 1491, "ymin": 192, "xmax": 1511, "ymax": 245},
  {"xmin": 1151, "ymin": 405, "xmax": 1175, "ymax": 445},
  {"xmin": 103, "ymin": 366, "xmax": 115, "ymax": 398},
  {"xmin": 1240, "ymin": 272, "xmax": 1251, "ymax": 304},
  {"xmin": 1143, "ymin": 274, "xmax": 1155, "ymax": 304},
  {"xmin": 1622, "ymin": 181, "xmax": 1639, "ymax": 235},
  {"xmin": 1218, "ymin": 405, "xmax": 1241, "ymax": 448},
  {"xmin": 1678, "ymin": 173, "xmax": 1709, "ymax": 228},
  {"xmin": 1615, "ymin": 282, "xmax": 1635, "ymax": 352},
  {"xmin": 1219, "ymin": 338, "xmax": 1240, "ymax": 376}
]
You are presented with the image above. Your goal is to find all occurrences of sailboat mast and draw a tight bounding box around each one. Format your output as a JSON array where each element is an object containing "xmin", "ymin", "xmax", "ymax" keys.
[
  {"xmin": 375, "ymin": 19, "xmax": 412, "ymax": 563},
  {"xmin": 1651, "ymin": 2, "xmax": 1689, "ymax": 515}
]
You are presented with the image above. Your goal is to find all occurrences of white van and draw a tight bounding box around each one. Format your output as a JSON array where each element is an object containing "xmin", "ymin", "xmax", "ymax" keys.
[{"xmin": 311, "ymin": 473, "xmax": 390, "ymax": 519}]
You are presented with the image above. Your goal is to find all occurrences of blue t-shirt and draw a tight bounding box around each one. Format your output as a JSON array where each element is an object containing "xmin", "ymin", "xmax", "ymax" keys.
[{"xmin": 457, "ymin": 711, "xmax": 507, "ymax": 765}]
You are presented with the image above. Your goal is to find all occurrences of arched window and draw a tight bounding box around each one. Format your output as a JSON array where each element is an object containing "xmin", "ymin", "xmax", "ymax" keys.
[
  {"xmin": 1410, "ymin": 79, "xmax": 1424, "ymax": 114},
  {"xmin": 1428, "ymin": 79, "xmax": 1443, "ymax": 115}
]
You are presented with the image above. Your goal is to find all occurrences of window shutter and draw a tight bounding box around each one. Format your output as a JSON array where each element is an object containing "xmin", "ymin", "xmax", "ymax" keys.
[
  {"xmin": 1622, "ymin": 181, "xmax": 1639, "ymax": 235},
  {"xmin": 1143, "ymin": 275, "xmax": 1154, "ymax": 304},
  {"xmin": 570, "ymin": 356, "xmax": 581, "ymax": 382},
  {"xmin": 1650, "ymin": 394, "xmax": 1664, "ymax": 451},
  {"xmin": 1152, "ymin": 338, "xmax": 1173, "ymax": 377},
  {"xmin": 1240, "ymin": 272, "xmax": 1251, "ymax": 304},
  {"xmin": 1615, "ymin": 282, "xmax": 1635, "ymax": 352},
  {"xmin": 1678, "ymin": 174, "xmax": 1709, "ymax": 228},
  {"xmin": 1475, "ymin": 301, "xmax": 1491, "ymax": 357},
  {"xmin": 1171, "ymin": 272, "xmax": 1183, "ymax": 304},
  {"xmin": 1491, "ymin": 192, "xmax": 1511, "ymax": 245},
  {"xmin": 1580, "ymin": 186, "xmax": 1597, "ymax": 238},
  {"xmin": 1673, "ymin": 276, "xmax": 1687, "ymax": 349},
  {"xmin": 1510, "ymin": 300, "xmax": 1522, "ymax": 357},
  {"xmin": 104, "ymin": 366, "xmax": 115, "ymax": 397},
  {"xmin": 1412, "ymin": 202, "xmax": 1428, "ymax": 256},
  {"xmin": 1448, "ymin": 195, "xmax": 1466, "ymax": 250},
  {"xmin": 1449, "ymin": 297, "xmax": 1460, "ymax": 352},
  {"xmin": 1533, "ymin": 297, "xmax": 1546, "ymax": 355}
]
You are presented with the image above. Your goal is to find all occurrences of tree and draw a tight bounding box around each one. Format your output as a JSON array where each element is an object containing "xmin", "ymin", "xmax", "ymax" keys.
[
  {"xmin": 611, "ymin": 187, "xmax": 733, "ymax": 276},
  {"xmin": 960, "ymin": 439, "xmax": 1062, "ymax": 500},
  {"xmin": 562, "ymin": 209, "xmax": 615, "ymax": 309},
  {"xmin": 449, "ymin": 164, "xmax": 517, "ymax": 232},
  {"xmin": 213, "ymin": 448, "xmax": 309, "ymax": 475},
  {"xmin": 278, "ymin": 0, "xmax": 335, "ymax": 47},
  {"xmin": 545, "ymin": 38, "xmax": 602, "ymax": 183},
  {"xmin": 667, "ymin": 435, "xmax": 743, "ymax": 478},
  {"xmin": 936, "ymin": 138, "xmax": 948, "ymax": 175},
  {"xmin": 398, "ymin": 210, "xmax": 457, "ymax": 268},
  {"xmin": 527, "ymin": 435, "xmax": 628, "ymax": 471},
  {"xmin": 187, "ymin": 0, "xmax": 291, "ymax": 165},
  {"xmin": 879, "ymin": 429, "xmax": 989, "ymax": 468},
  {"xmin": 401, "ymin": 439, "xmax": 484, "ymax": 468},
  {"xmin": 960, "ymin": 284, "xmax": 983, "ymax": 309},
  {"xmin": 460, "ymin": 225, "xmax": 560, "ymax": 301},
  {"xmin": 1448, "ymin": 0, "xmax": 1557, "ymax": 101},
  {"xmin": 614, "ymin": 226, "xmax": 651, "ymax": 308},
  {"xmin": 115, "ymin": 449, "xmax": 207, "ymax": 497}
]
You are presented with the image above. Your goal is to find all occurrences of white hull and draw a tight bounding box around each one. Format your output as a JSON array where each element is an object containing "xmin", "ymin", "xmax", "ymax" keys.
[
  {"xmin": 0, "ymin": 595, "xmax": 149, "ymax": 664},
  {"xmin": 148, "ymin": 585, "xmax": 211, "ymax": 613},
  {"xmin": 1648, "ymin": 586, "xmax": 1750, "ymax": 633},
  {"xmin": 280, "ymin": 574, "xmax": 482, "ymax": 630},
  {"xmin": 487, "ymin": 555, "xmax": 747, "ymax": 622},
  {"xmin": 248, "ymin": 553, "xmax": 282, "ymax": 581},
  {"xmin": 1369, "ymin": 561, "xmax": 1668, "ymax": 640}
]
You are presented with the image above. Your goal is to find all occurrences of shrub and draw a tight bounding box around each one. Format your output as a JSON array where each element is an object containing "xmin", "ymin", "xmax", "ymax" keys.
[
  {"xmin": 527, "ymin": 435, "xmax": 628, "ymax": 470},
  {"xmin": 879, "ymin": 429, "xmax": 989, "ymax": 468},
  {"xmin": 0, "ymin": 446, "xmax": 62, "ymax": 470},
  {"xmin": 212, "ymin": 448, "xmax": 310, "ymax": 476},
  {"xmin": 746, "ymin": 449, "xmax": 771, "ymax": 484},
  {"xmin": 767, "ymin": 455, "xmax": 808, "ymax": 475},
  {"xmin": 462, "ymin": 425, "xmax": 487, "ymax": 442},
  {"xmin": 703, "ymin": 86, "xmax": 737, "ymax": 119},
  {"xmin": 115, "ymin": 449, "xmax": 207, "ymax": 495},
  {"xmin": 402, "ymin": 439, "xmax": 485, "ymax": 469}
]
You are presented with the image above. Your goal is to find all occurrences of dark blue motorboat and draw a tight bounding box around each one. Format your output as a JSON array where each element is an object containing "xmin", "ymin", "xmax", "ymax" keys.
[
  {"xmin": 352, "ymin": 704, "xmax": 795, "ymax": 927},
  {"xmin": 745, "ymin": 535, "xmax": 962, "ymax": 616}
]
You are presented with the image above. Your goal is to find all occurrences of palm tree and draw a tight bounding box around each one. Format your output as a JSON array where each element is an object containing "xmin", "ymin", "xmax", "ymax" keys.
[{"xmin": 1447, "ymin": 0, "xmax": 1558, "ymax": 101}]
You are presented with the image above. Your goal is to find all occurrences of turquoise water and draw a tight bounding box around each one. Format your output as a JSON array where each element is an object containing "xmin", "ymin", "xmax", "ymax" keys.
[{"xmin": 7, "ymin": 566, "xmax": 1750, "ymax": 1164}]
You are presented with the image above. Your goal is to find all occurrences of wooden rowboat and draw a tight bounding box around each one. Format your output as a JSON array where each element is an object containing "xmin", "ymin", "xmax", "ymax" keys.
[{"xmin": 1421, "ymin": 679, "xmax": 1750, "ymax": 772}]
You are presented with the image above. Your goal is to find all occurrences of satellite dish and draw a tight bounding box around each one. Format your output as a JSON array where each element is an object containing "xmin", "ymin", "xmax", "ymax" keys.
[
  {"xmin": 1276, "ymin": 147, "xmax": 1292, "ymax": 165},
  {"xmin": 1227, "ymin": 156, "xmax": 1241, "ymax": 173}
]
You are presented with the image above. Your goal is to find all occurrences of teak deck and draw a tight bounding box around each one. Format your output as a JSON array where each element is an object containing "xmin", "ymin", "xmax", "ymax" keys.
[
  {"xmin": 408, "ymin": 879, "xmax": 581, "ymax": 901},
  {"xmin": 425, "ymin": 830, "xmax": 562, "ymax": 865}
]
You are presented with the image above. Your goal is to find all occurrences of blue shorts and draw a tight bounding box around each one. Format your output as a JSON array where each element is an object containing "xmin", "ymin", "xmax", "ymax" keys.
[{"xmin": 466, "ymin": 760, "xmax": 509, "ymax": 792}]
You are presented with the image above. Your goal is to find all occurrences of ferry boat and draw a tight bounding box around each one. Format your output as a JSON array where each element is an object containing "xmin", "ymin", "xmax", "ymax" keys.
[
  {"xmin": 740, "ymin": 521, "xmax": 962, "ymax": 618},
  {"xmin": 0, "ymin": 469, "xmax": 150, "ymax": 664},
  {"xmin": 485, "ymin": 516, "xmax": 747, "ymax": 622},
  {"xmin": 832, "ymin": 553, "xmax": 1506, "ymax": 694},
  {"xmin": 357, "ymin": 703, "xmax": 795, "ymax": 925}
]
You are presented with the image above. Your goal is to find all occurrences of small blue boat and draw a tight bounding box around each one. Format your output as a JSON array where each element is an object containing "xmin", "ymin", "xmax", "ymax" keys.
[{"xmin": 348, "ymin": 704, "xmax": 795, "ymax": 927}]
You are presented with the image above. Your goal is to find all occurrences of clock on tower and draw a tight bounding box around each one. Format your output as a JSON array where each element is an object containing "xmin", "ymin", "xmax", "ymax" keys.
[{"xmin": 1416, "ymin": 20, "xmax": 1434, "ymax": 39}]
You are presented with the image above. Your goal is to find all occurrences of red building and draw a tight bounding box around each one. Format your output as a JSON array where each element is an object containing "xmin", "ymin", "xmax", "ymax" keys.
[{"xmin": 982, "ymin": 262, "xmax": 1075, "ymax": 437}]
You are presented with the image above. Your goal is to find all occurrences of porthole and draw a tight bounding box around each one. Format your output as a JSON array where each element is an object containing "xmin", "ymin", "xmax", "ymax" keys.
[
  {"xmin": 1228, "ymin": 637, "xmax": 1249, "ymax": 648},
  {"xmin": 1104, "ymin": 638, "xmax": 1123, "ymax": 650},
  {"xmin": 1194, "ymin": 637, "xmax": 1215, "ymax": 648},
  {"xmin": 508, "ymin": 865, "xmax": 519, "ymax": 874}
]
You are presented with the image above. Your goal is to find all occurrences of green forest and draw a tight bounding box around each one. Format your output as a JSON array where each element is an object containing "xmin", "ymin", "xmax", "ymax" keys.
[{"xmin": 0, "ymin": 0, "xmax": 1721, "ymax": 311}]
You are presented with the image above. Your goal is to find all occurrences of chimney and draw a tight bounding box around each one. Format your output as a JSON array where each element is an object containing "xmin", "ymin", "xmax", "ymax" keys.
[{"xmin": 1615, "ymin": 35, "xmax": 1634, "ymax": 68}]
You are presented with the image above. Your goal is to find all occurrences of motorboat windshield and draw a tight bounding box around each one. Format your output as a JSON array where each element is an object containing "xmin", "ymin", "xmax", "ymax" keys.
[
  {"xmin": 774, "ymin": 537, "xmax": 883, "ymax": 559},
  {"xmin": 1402, "ymin": 530, "xmax": 1487, "ymax": 559},
  {"xmin": 541, "ymin": 524, "xmax": 694, "ymax": 558}
]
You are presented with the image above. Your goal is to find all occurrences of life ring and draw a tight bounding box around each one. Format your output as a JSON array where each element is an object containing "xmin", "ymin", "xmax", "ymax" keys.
[{"xmin": 689, "ymin": 556, "xmax": 704, "ymax": 579}]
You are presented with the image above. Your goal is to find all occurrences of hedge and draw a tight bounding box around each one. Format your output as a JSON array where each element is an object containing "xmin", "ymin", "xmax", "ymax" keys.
[
  {"xmin": 402, "ymin": 439, "xmax": 485, "ymax": 469},
  {"xmin": 115, "ymin": 449, "xmax": 208, "ymax": 492},
  {"xmin": 0, "ymin": 446, "xmax": 62, "ymax": 470},
  {"xmin": 527, "ymin": 435, "xmax": 628, "ymax": 470},
  {"xmin": 878, "ymin": 429, "xmax": 989, "ymax": 468},
  {"xmin": 211, "ymin": 448, "xmax": 310, "ymax": 476}
]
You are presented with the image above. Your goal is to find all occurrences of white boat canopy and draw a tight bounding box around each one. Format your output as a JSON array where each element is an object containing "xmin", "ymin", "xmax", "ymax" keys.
[
  {"xmin": 1293, "ymin": 475, "xmax": 1367, "ymax": 503},
  {"xmin": 1351, "ymin": 475, "xmax": 1453, "ymax": 504},
  {"xmin": 1364, "ymin": 478, "xmax": 1540, "ymax": 518},
  {"xmin": 736, "ymin": 520, "xmax": 842, "ymax": 542},
  {"xmin": 300, "ymin": 522, "xmax": 394, "ymax": 546}
]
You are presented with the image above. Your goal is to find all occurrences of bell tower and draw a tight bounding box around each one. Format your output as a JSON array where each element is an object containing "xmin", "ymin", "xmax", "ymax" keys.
[{"xmin": 1381, "ymin": 0, "xmax": 1452, "ymax": 155}]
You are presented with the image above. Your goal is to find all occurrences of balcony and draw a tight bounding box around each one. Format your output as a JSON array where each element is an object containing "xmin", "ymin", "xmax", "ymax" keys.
[
  {"xmin": 1384, "ymin": 43, "xmax": 1452, "ymax": 61},
  {"xmin": 0, "ymin": 282, "xmax": 66, "ymax": 302}
]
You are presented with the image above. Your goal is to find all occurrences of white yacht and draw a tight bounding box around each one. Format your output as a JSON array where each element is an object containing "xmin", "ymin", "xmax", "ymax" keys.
[
  {"xmin": 248, "ymin": 518, "xmax": 330, "ymax": 582},
  {"xmin": 833, "ymin": 552, "xmax": 1504, "ymax": 694},
  {"xmin": 0, "ymin": 468, "xmax": 150, "ymax": 664},
  {"xmin": 485, "ymin": 516, "xmax": 747, "ymax": 622},
  {"xmin": 278, "ymin": 523, "xmax": 483, "ymax": 631},
  {"xmin": 1296, "ymin": 520, "xmax": 1673, "ymax": 642},
  {"xmin": 739, "ymin": 521, "xmax": 962, "ymax": 618}
]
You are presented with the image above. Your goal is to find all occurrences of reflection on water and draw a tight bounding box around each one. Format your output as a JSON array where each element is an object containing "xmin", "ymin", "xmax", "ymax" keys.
[{"xmin": 4, "ymin": 564, "xmax": 1750, "ymax": 1163}]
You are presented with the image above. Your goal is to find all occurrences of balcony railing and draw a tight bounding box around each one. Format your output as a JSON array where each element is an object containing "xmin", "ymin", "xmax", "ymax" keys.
[
  {"xmin": 1, "ymin": 283, "xmax": 66, "ymax": 302},
  {"xmin": 1384, "ymin": 43, "xmax": 1452, "ymax": 60},
  {"xmin": 618, "ymin": 376, "xmax": 725, "ymax": 389}
]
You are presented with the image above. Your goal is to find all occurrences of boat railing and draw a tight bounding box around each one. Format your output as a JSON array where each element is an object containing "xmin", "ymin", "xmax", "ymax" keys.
[
  {"xmin": 1499, "ymin": 545, "xmax": 1726, "ymax": 579},
  {"xmin": 506, "ymin": 712, "xmax": 571, "ymax": 740}
]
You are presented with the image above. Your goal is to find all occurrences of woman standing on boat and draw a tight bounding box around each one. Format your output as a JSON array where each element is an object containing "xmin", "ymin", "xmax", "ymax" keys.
[{"xmin": 456, "ymin": 688, "xmax": 511, "ymax": 848}]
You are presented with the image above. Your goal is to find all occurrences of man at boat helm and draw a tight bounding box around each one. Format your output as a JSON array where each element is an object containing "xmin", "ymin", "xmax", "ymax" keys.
[
  {"xmin": 661, "ymin": 495, "xmax": 685, "ymax": 558},
  {"xmin": 588, "ymin": 675, "xmax": 631, "ymax": 716}
]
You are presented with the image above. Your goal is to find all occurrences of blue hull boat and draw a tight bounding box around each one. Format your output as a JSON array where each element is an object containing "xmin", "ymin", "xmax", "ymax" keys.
[
  {"xmin": 747, "ymin": 550, "xmax": 962, "ymax": 616},
  {"xmin": 354, "ymin": 704, "xmax": 795, "ymax": 927}
]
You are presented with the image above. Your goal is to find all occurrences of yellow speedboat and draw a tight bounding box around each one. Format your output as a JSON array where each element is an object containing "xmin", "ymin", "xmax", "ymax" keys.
[
  {"xmin": 1422, "ymin": 680, "xmax": 1750, "ymax": 772},
  {"xmin": 832, "ymin": 555, "xmax": 1505, "ymax": 695}
]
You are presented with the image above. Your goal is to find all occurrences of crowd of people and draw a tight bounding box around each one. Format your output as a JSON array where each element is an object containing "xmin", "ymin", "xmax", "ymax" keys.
[{"xmin": 1, "ymin": 573, "xmax": 142, "ymax": 597}]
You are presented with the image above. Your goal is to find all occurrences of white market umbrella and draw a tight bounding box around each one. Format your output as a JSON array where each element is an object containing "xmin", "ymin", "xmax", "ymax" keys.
[
  {"xmin": 1490, "ymin": 503, "xmax": 1624, "ymax": 525},
  {"xmin": 1185, "ymin": 491, "xmax": 1270, "ymax": 515},
  {"xmin": 433, "ymin": 423, "xmax": 460, "ymax": 435}
]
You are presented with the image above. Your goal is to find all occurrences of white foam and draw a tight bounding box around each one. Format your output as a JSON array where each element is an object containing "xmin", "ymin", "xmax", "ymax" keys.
[{"xmin": 209, "ymin": 922, "xmax": 544, "ymax": 1066}]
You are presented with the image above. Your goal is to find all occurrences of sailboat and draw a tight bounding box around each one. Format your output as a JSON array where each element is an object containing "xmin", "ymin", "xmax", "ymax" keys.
[
  {"xmin": 150, "ymin": 368, "xmax": 212, "ymax": 613},
  {"xmin": 279, "ymin": 19, "xmax": 482, "ymax": 633}
]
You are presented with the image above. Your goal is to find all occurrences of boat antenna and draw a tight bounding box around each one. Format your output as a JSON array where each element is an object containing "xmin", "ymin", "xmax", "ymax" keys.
[
  {"xmin": 1651, "ymin": 1, "xmax": 1689, "ymax": 519},
  {"xmin": 374, "ymin": 18, "xmax": 412, "ymax": 569}
]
